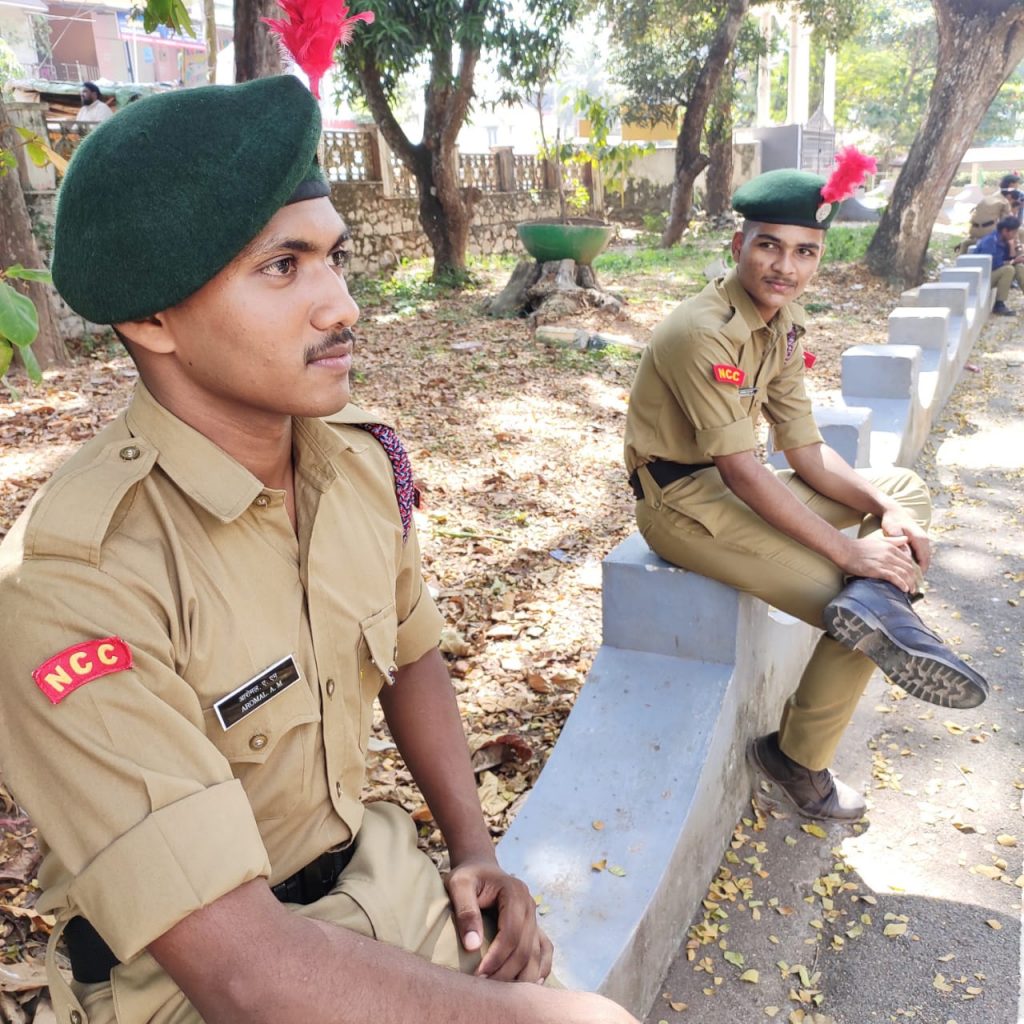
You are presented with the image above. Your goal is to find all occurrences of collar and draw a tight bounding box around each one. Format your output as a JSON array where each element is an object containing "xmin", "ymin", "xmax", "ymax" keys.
[
  {"xmin": 719, "ymin": 268, "xmax": 805, "ymax": 345},
  {"xmin": 124, "ymin": 383, "xmax": 363, "ymax": 523}
]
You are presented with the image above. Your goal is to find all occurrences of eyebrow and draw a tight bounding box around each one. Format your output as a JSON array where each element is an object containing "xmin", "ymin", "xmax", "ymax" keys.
[
  {"xmin": 242, "ymin": 228, "xmax": 352, "ymax": 261},
  {"xmin": 757, "ymin": 233, "xmax": 822, "ymax": 252}
]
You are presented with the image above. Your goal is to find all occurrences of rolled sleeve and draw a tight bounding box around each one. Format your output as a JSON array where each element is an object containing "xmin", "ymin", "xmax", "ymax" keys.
[
  {"xmin": 69, "ymin": 780, "xmax": 270, "ymax": 960},
  {"xmin": 771, "ymin": 412, "xmax": 823, "ymax": 452},
  {"xmin": 695, "ymin": 418, "xmax": 758, "ymax": 457}
]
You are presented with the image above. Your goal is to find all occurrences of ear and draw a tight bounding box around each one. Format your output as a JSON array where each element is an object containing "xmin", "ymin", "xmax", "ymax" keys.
[
  {"xmin": 730, "ymin": 230, "xmax": 745, "ymax": 263},
  {"xmin": 113, "ymin": 314, "xmax": 176, "ymax": 355}
]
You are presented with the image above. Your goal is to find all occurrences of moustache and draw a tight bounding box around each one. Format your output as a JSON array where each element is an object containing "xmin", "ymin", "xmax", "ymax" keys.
[{"xmin": 304, "ymin": 328, "xmax": 357, "ymax": 364}]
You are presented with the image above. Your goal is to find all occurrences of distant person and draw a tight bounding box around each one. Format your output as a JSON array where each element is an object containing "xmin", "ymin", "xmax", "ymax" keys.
[
  {"xmin": 1000, "ymin": 171, "xmax": 1024, "ymax": 216},
  {"xmin": 77, "ymin": 81, "xmax": 113, "ymax": 123},
  {"xmin": 974, "ymin": 214, "xmax": 1024, "ymax": 316},
  {"xmin": 957, "ymin": 174, "xmax": 1019, "ymax": 254}
]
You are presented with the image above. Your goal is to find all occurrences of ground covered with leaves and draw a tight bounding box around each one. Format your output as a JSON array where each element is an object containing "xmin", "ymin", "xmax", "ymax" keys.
[{"xmin": 0, "ymin": 229, "xmax": 905, "ymax": 1015}]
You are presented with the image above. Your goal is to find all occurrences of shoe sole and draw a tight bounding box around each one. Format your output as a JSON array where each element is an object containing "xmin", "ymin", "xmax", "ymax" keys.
[
  {"xmin": 745, "ymin": 742, "xmax": 864, "ymax": 823},
  {"xmin": 823, "ymin": 595, "xmax": 988, "ymax": 709}
]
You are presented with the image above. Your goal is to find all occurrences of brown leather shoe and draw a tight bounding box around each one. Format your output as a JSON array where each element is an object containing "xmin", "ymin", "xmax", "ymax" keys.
[{"xmin": 747, "ymin": 732, "xmax": 866, "ymax": 822}]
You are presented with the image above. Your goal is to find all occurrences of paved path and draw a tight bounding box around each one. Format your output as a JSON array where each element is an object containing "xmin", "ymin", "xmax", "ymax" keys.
[{"xmin": 644, "ymin": 314, "xmax": 1023, "ymax": 1024}]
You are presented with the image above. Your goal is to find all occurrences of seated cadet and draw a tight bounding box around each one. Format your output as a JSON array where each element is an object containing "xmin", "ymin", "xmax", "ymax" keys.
[
  {"xmin": 958, "ymin": 173, "xmax": 1021, "ymax": 254},
  {"xmin": 0, "ymin": 78, "xmax": 638, "ymax": 1024},
  {"xmin": 623, "ymin": 161, "xmax": 989, "ymax": 822},
  {"xmin": 974, "ymin": 214, "xmax": 1024, "ymax": 316}
]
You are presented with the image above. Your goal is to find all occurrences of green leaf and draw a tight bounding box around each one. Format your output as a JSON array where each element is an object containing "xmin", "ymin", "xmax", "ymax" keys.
[
  {"xmin": 0, "ymin": 279, "xmax": 39, "ymax": 347},
  {"xmin": 19, "ymin": 343, "xmax": 42, "ymax": 382},
  {"xmin": 26, "ymin": 142, "xmax": 48, "ymax": 167},
  {"xmin": 723, "ymin": 950, "xmax": 745, "ymax": 967},
  {"xmin": 0, "ymin": 340, "xmax": 13, "ymax": 377},
  {"xmin": 5, "ymin": 265, "xmax": 52, "ymax": 283},
  {"xmin": 14, "ymin": 126, "xmax": 33, "ymax": 140}
]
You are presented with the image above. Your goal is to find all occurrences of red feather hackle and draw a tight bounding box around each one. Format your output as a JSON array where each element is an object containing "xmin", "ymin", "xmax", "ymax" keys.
[
  {"xmin": 821, "ymin": 146, "xmax": 877, "ymax": 204},
  {"xmin": 262, "ymin": 0, "xmax": 374, "ymax": 99}
]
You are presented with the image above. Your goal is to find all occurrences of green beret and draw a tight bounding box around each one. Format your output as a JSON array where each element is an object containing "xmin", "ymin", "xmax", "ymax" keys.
[
  {"xmin": 732, "ymin": 169, "xmax": 836, "ymax": 230},
  {"xmin": 52, "ymin": 75, "xmax": 327, "ymax": 324}
]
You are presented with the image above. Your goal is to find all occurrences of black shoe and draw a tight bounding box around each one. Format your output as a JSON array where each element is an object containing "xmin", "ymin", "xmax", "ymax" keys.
[
  {"xmin": 823, "ymin": 578, "xmax": 988, "ymax": 708},
  {"xmin": 992, "ymin": 300, "xmax": 1016, "ymax": 316},
  {"xmin": 747, "ymin": 732, "xmax": 866, "ymax": 821}
]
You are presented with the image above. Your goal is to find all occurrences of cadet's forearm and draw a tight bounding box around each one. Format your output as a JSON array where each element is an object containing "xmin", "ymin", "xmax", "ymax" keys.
[
  {"xmin": 784, "ymin": 442, "xmax": 897, "ymax": 519},
  {"xmin": 149, "ymin": 879, "xmax": 573, "ymax": 1024},
  {"xmin": 381, "ymin": 646, "xmax": 495, "ymax": 865},
  {"xmin": 714, "ymin": 450, "xmax": 850, "ymax": 565}
]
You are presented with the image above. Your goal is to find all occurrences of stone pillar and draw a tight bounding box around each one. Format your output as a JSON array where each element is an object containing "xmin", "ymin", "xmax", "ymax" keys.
[
  {"xmin": 6, "ymin": 102, "xmax": 56, "ymax": 192},
  {"xmin": 492, "ymin": 146, "xmax": 515, "ymax": 192},
  {"xmin": 786, "ymin": 9, "xmax": 811, "ymax": 126},
  {"xmin": 756, "ymin": 9, "xmax": 774, "ymax": 127},
  {"xmin": 823, "ymin": 50, "xmax": 837, "ymax": 124}
]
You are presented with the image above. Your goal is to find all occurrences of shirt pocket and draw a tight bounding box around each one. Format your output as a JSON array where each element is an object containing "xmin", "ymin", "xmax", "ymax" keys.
[
  {"xmin": 201, "ymin": 669, "xmax": 320, "ymax": 822},
  {"xmin": 358, "ymin": 606, "xmax": 398, "ymax": 753}
]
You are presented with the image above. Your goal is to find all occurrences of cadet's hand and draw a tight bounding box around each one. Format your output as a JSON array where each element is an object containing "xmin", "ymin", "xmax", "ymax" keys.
[
  {"xmin": 445, "ymin": 856, "xmax": 553, "ymax": 983},
  {"xmin": 839, "ymin": 535, "xmax": 918, "ymax": 593},
  {"xmin": 879, "ymin": 507, "xmax": 931, "ymax": 573}
]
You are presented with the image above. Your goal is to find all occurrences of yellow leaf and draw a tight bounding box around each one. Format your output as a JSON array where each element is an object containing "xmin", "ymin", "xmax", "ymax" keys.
[
  {"xmin": 943, "ymin": 721, "xmax": 965, "ymax": 735},
  {"xmin": 971, "ymin": 864, "xmax": 1004, "ymax": 880},
  {"xmin": 592, "ymin": 820, "xmax": 605, "ymax": 831},
  {"xmin": 996, "ymin": 834, "xmax": 1018, "ymax": 847},
  {"xmin": 883, "ymin": 923, "xmax": 907, "ymax": 937},
  {"xmin": 669, "ymin": 1001, "xmax": 687, "ymax": 1011},
  {"xmin": 985, "ymin": 919, "xmax": 1003, "ymax": 930},
  {"xmin": 764, "ymin": 1008, "xmax": 780, "ymax": 1018},
  {"xmin": 740, "ymin": 970, "xmax": 760, "ymax": 983},
  {"xmin": 591, "ymin": 859, "xmax": 607, "ymax": 872},
  {"xmin": 801, "ymin": 823, "xmax": 827, "ymax": 839},
  {"xmin": 937, "ymin": 953, "xmax": 955, "ymax": 962},
  {"xmin": 608, "ymin": 865, "xmax": 627, "ymax": 877},
  {"xmin": 933, "ymin": 973, "xmax": 953, "ymax": 993}
]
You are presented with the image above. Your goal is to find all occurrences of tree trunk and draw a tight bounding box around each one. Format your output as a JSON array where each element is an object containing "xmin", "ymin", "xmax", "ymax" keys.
[
  {"xmin": 355, "ymin": 32, "xmax": 480, "ymax": 283},
  {"xmin": 865, "ymin": 1, "xmax": 1024, "ymax": 286},
  {"xmin": 204, "ymin": 0, "xmax": 218, "ymax": 83},
  {"xmin": 234, "ymin": 0, "xmax": 282, "ymax": 82},
  {"xmin": 0, "ymin": 96, "xmax": 66, "ymax": 369},
  {"xmin": 660, "ymin": 0, "xmax": 750, "ymax": 247},
  {"xmin": 705, "ymin": 62, "xmax": 736, "ymax": 219}
]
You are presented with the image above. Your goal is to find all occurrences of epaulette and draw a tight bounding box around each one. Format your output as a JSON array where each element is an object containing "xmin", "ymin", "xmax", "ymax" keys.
[{"xmin": 21, "ymin": 429, "xmax": 157, "ymax": 567}]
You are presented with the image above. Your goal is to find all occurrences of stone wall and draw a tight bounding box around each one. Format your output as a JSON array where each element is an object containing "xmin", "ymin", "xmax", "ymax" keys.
[{"xmin": 330, "ymin": 182, "xmax": 561, "ymax": 274}]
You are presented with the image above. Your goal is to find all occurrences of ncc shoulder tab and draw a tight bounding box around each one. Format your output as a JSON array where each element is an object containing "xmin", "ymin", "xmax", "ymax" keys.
[{"xmin": 24, "ymin": 434, "xmax": 157, "ymax": 567}]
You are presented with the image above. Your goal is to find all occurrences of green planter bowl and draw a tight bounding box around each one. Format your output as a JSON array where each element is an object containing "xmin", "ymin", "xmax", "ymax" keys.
[{"xmin": 516, "ymin": 220, "xmax": 615, "ymax": 265}]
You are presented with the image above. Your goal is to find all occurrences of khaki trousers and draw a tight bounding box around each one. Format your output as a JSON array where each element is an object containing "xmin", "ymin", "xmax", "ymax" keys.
[
  {"xmin": 66, "ymin": 802, "xmax": 482, "ymax": 1024},
  {"xmin": 635, "ymin": 464, "xmax": 931, "ymax": 771},
  {"xmin": 991, "ymin": 262, "xmax": 1024, "ymax": 302}
]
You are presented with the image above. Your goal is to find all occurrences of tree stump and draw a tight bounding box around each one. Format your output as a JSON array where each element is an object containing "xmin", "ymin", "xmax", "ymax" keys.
[{"xmin": 486, "ymin": 258, "xmax": 623, "ymax": 320}]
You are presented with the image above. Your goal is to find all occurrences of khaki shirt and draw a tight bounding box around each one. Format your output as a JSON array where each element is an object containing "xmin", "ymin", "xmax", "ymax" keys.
[
  {"xmin": 624, "ymin": 269, "xmax": 823, "ymax": 475},
  {"xmin": 0, "ymin": 384, "xmax": 442, "ymax": 963},
  {"xmin": 969, "ymin": 194, "xmax": 1011, "ymax": 240}
]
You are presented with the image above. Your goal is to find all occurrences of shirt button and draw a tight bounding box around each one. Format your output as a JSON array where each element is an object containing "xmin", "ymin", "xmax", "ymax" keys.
[
  {"xmin": 119, "ymin": 445, "xmax": 141, "ymax": 461},
  {"xmin": 387, "ymin": 664, "xmax": 398, "ymax": 684},
  {"xmin": 325, "ymin": 678, "xmax": 336, "ymax": 698},
  {"xmin": 249, "ymin": 733, "xmax": 268, "ymax": 751},
  {"xmin": 335, "ymin": 780, "xmax": 343, "ymax": 797},
  {"xmin": 253, "ymin": 495, "xmax": 270, "ymax": 508}
]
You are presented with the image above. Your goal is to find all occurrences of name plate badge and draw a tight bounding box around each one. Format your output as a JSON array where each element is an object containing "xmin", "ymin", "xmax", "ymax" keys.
[{"xmin": 214, "ymin": 655, "xmax": 300, "ymax": 730}]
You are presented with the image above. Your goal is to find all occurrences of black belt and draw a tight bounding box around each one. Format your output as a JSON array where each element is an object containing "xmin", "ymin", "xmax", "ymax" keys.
[
  {"xmin": 65, "ymin": 844, "xmax": 355, "ymax": 984},
  {"xmin": 629, "ymin": 459, "xmax": 710, "ymax": 499}
]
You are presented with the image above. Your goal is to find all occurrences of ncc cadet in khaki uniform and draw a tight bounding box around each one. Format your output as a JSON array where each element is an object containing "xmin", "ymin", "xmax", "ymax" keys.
[
  {"xmin": 0, "ymin": 78, "xmax": 638, "ymax": 1024},
  {"xmin": 624, "ymin": 167, "xmax": 989, "ymax": 822},
  {"xmin": 957, "ymin": 173, "xmax": 1022, "ymax": 254}
]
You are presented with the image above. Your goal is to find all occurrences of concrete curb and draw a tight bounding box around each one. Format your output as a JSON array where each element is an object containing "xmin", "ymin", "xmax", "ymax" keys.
[{"xmin": 495, "ymin": 254, "xmax": 993, "ymax": 1017}]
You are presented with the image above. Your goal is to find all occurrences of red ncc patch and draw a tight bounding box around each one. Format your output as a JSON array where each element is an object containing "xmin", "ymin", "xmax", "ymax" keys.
[
  {"xmin": 32, "ymin": 637, "xmax": 133, "ymax": 705},
  {"xmin": 712, "ymin": 363, "xmax": 746, "ymax": 387},
  {"xmin": 804, "ymin": 350, "xmax": 817, "ymax": 369}
]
